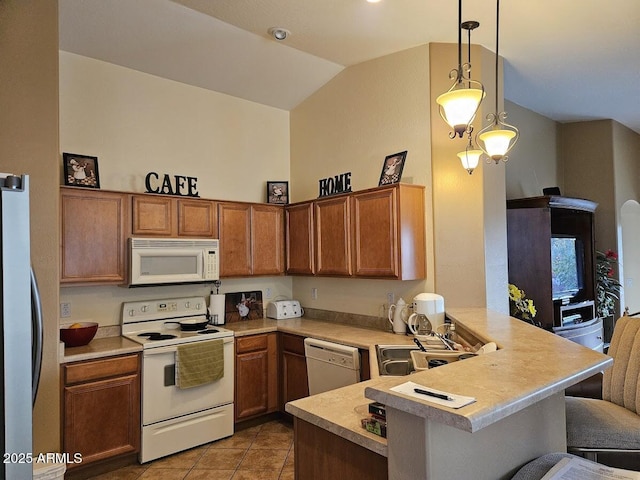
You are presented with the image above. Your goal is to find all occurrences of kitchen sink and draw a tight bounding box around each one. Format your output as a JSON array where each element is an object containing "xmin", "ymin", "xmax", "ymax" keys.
[{"xmin": 376, "ymin": 345, "xmax": 419, "ymax": 376}]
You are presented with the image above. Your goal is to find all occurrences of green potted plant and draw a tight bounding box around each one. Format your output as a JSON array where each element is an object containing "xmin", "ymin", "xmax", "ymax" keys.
[{"xmin": 595, "ymin": 249, "xmax": 622, "ymax": 319}]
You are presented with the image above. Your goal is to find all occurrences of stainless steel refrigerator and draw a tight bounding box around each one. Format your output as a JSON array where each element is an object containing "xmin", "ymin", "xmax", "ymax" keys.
[{"xmin": 1, "ymin": 174, "xmax": 43, "ymax": 479}]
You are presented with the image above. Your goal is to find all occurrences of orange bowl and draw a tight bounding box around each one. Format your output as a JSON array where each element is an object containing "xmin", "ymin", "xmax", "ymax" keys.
[{"xmin": 60, "ymin": 322, "xmax": 99, "ymax": 347}]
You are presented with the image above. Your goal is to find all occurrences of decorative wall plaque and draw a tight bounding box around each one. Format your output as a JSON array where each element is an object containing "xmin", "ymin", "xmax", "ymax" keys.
[
  {"xmin": 318, "ymin": 172, "xmax": 352, "ymax": 198},
  {"xmin": 145, "ymin": 172, "xmax": 199, "ymax": 197}
]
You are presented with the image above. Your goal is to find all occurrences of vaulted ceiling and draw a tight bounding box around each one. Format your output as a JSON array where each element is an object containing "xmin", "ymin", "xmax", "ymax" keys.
[{"xmin": 59, "ymin": 0, "xmax": 640, "ymax": 133}]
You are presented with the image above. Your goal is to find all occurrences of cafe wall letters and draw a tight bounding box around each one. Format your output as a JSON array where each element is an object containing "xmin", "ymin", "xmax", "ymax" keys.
[{"xmin": 145, "ymin": 172, "xmax": 199, "ymax": 197}]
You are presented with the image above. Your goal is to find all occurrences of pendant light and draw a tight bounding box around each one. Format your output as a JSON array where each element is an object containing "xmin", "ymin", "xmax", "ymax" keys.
[
  {"xmin": 436, "ymin": 0, "xmax": 485, "ymax": 138},
  {"xmin": 476, "ymin": 0, "xmax": 519, "ymax": 163},
  {"xmin": 457, "ymin": 132, "xmax": 483, "ymax": 175},
  {"xmin": 455, "ymin": 21, "xmax": 482, "ymax": 175}
]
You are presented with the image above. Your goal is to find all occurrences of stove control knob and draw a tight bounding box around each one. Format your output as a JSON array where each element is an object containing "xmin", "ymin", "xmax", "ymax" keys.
[
  {"xmin": 141, "ymin": 305, "xmax": 148, "ymax": 313},
  {"xmin": 128, "ymin": 309, "xmax": 135, "ymax": 317},
  {"xmin": 195, "ymin": 302, "xmax": 202, "ymax": 310},
  {"xmin": 185, "ymin": 301, "xmax": 191, "ymax": 309}
]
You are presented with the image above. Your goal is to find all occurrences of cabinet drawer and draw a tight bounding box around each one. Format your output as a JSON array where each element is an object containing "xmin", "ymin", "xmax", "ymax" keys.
[
  {"xmin": 64, "ymin": 354, "xmax": 140, "ymax": 385},
  {"xmin": 280, "ymin": 333, "xmax": 306, "ymax": 355},
  {"xmin": 236, "ymin": 334, "xmax": 269, "ymax": 354}
]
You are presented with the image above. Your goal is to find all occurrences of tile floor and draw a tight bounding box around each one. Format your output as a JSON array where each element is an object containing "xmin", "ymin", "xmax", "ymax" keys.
[{"xmin": 86, "ymin": 419, "xmax": 294, "ymax": 480}]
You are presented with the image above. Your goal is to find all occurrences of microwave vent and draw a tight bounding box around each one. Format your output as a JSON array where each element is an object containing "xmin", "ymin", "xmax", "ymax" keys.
[{"xmin": 130, "ymin": 238, "xmax": 219, "ymax": 249}]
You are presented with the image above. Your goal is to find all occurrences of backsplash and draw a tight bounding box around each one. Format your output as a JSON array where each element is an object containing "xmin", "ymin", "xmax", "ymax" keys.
[{"xmin": 302, "ymin": 307, "xmax": 390, "ymax": 333}]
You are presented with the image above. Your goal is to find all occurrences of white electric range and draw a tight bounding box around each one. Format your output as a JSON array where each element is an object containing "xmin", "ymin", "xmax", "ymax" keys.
[{"xmin": 122, "ymin": 296, "xmax": 234, "ymax": 463}]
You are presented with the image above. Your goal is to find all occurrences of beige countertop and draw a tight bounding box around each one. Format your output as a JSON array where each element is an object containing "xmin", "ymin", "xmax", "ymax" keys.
[{"xmin": 61, "ymin": 336, "xmax": 142, "ymax": 364}]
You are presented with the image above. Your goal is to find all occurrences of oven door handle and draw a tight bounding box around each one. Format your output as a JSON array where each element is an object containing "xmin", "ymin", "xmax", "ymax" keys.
[{"xmin": 143, "ymin": 345, "xmax": 178, "ymax": 356}]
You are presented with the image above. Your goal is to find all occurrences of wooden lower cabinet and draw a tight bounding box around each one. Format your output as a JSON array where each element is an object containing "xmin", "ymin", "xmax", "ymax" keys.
[
  {"xmin": 279, "ymin": 333, "xmax": 309, "ymax": 411},
  {"xmin": 235, "ymin": 333, "xmax": 278, "ymax": 422},
  {"xmin": 295, "ymin": 418, "xmax": 388, "ymax": 480},
  {"xmin": 62, "ymin": 354, "xmax": 140, "ymax": 470}
]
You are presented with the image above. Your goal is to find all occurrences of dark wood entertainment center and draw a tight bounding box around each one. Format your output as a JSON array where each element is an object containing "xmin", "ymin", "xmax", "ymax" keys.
[{"xmin": 506, "ymin": 196, "xmax": 604, "ymax": 350}]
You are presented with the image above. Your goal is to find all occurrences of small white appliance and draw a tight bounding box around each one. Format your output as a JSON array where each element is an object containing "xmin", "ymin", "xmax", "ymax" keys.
[
  {"xmin": 121, "ymin": 296, "xmax": 234, "ymax": 463},
  {"xmin": 413, "ymin": 293, "xmax": 445, "ymax": 332},
  {"xmin": 129, "ymin": 237, "xmax": 219, "ymax": 286},
  {"xmin": 266, "ymin": 300, "xmax": 303, "ymax": 320}
]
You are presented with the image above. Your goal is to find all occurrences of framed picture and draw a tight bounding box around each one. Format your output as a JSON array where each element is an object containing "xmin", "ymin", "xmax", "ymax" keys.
[
  {"xmin": 224, "ymin": 291, "xmax": 264, "ymax": 323},
  {"xmin": 378, "ymin": 150, "xmax": 407, "ymax": 186},
  {"xmin": 63, "ymin": 152, "xmax": 100, "ymax": 189},
  {"xmin": 267, "ymin": 181, "xmax": 289, "ymax": 204}
]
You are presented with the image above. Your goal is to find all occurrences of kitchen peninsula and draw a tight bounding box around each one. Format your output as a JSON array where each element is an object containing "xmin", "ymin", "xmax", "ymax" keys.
[{"xmin": 286, "ymin": 308, "xmax": 612, "ymax": 480}]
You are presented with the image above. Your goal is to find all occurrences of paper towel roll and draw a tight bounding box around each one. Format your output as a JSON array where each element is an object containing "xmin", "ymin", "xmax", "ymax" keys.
[{"xmin": 209, "ymin": 294, "xmax": 226, "ymax": 325}]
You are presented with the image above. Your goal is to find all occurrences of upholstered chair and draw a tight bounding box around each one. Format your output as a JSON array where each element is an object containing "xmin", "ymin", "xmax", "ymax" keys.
[{"xmin": 565, "ymin": 314, "xmax": 640, "ymax": 468}]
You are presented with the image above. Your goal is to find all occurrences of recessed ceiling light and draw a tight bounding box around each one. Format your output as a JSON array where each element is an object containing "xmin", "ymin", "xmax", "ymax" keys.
[
  {"xmin": 367, "ymin": 0, "xmax": 382, "ymax": 3},
  {"xmin": 268, "ymin": 27, "xmax": 291, "ymax": 41}
]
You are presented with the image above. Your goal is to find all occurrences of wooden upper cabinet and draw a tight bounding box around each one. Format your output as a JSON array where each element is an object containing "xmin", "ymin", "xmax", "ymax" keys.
[
  {"xmin": 315, "ymin": 195, "xmax": 352, "ymax": 276},
  {"xmin": 177, "ymin": 199, "xmax": 217, "ymax": 237},
  {"xmin": 60, "ymin": 188, "xmax": 128, "ymax": 285},
  {"xmin": 218, "ymin": 202, "xmax": 252, "ymax": 277},
  {"xmin": 284, "ymin": 184, "xmax": 426, "ymax": 280},
  {"xmin": 352, "ymin": 187, "xmax": 398, "ymax": 277},
  {"xmin": 285, "ymin": 203, "xmax": 315, "ymax": 275},
  {"xmin": 131, "ymin": 195, "xmax": 217, "ymax": 238},
  {"xmin": 132, "ymin": 195, "xmax": 173, "ymax": 236},
  {"xmin": 351, "ymin": 184, "xmax": 425, "ymax": 280},
  {"xmin": 251, "ymin": 204, "xmax": 284, "ymax": 275},
  {"xmin": 219, "ymin": 202, "xmax": 285, "ymax": 277}
]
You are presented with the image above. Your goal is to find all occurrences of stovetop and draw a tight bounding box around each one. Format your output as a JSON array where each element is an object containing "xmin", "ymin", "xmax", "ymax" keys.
[{"xmin": 122, "ymin": 296, "xmax": 233, "ymax": 348}]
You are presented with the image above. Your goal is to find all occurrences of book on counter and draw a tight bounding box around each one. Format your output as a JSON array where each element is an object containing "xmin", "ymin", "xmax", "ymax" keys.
[{"xmin": 361, "ymin": 402, "xmax": 387, "ymax": 438}]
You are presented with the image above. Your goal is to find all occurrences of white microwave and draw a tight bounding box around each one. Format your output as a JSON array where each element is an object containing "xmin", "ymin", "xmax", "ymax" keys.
[{"xmin": 129, "ymin": 237, "xmax": 219, "ymax": 286}]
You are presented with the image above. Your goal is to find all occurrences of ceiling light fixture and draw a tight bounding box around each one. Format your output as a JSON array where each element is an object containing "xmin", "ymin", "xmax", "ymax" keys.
[
  {"xmin": 457, "ymin": 131, "xmax": 483, "ymax": 175},
  {"xmin": 268, "ymin": 27, "xmax": 290, "ymax": 41},
  {"xmin": 436, "ymin": 0, "xmax": 485, "ymax": 139},
  {"xmin": 476, "ymin": 0, "xmax": 519, "ymax": 164}
]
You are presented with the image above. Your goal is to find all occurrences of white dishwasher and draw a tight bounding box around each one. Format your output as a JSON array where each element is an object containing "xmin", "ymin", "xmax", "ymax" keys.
[{"xmin": 304, "ymin": 338, "xmax": 361, "ymax": 395}]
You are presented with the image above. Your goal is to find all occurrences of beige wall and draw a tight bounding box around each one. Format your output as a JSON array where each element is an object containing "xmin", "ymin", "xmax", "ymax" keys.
[
  {"xmin": 560, "ymin": 120, "xmax": 617, "ymax": 252},
  {"xmin": 0, "ymin": 0, "xmax": 60, "ymax": 454},
  {"xmin": 290, "ymin": 45, "xmax": 434, "ymax": 318},
  {"xmin": 504, "ymin": 100, "xmax": 560, "ymax": 199},
  {"xmin": 559, "ymin": 119, "xmax": 640, "ymax": 315},
  {"xmin": 59, "ymin": 52, "xmax": 293, "ymax": 326}
]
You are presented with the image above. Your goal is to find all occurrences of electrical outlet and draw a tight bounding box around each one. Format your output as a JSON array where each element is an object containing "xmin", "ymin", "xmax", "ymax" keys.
[
  {"xmin": 60, "ymin": 302, "xmax": 71, "ymax": 318},
  {"xmin": 311, "ymin": 287, "xmax": 318, "ymax": 300},
  {"xmin": 265, "ymin": 288, "xmax": 272, "ymax": 299},
  {"xmin": 387, "ymin": 292, "xmax": 395, "ymax": 305}
]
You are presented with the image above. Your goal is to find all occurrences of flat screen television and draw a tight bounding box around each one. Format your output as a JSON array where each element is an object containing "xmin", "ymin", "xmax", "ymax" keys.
[{"xmin": 551, "ymin": 236, "xmax": 585, "ymax": 301}]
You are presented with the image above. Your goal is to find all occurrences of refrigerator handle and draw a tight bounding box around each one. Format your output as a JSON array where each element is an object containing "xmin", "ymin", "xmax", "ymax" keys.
[{"xmin": 31, "ymin": 268, "xmax": 43, "ymax": 405}]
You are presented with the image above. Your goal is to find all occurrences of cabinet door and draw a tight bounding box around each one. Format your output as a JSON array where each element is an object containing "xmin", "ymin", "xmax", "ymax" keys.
[
  {"xmin": 315, "ymin": 196, "xmax": 352, "ymax": 276},
  {"xmin": 178, "ymin": 199, "xmax": 217, "ymax": 237},
  {"xmin": 63, "ymin": 374, "xmax": 140, "ymax": 467},
  {"xmin": 235, "ymin": 334, "xmax": 277, "ymax": 422},
  {"xmin": 286, "ymin": 203, "xmax": 315, "ymax": 275},
  {"xmin": 218, "ymin": 203, "xmax": 252, "ymax": 276},
  {"xmin": 61, "ymin": 189, "xmax": 127, "ymax": 284},
  {"xmin": 251, "ymin": 205, "xmax": 284, "ymax": 275},
  {"xmin": 131, "ymin": 195, "xmax": 174, "ymax": 236},
  {"xmin": 280, "ymin": 333, "xmax": 308, "ymax": 411},
  {"xmin": 351, "ymin": 188, "xmax": 398, "ymax": 278}
]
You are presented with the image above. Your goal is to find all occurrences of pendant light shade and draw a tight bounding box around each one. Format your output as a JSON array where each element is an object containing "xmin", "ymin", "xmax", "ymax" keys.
[
  {"xmin": 437, "ymin": 87, "xmax": 485, "ymax": 138},
  {"xmin": 436, "ymin": 0, "xmax": 484, "ymax": 139},
  {"xmin": 477, "ymin": 126, "xmax": 516, "ymax": 162},
  {"xmin": 457, "ymin": 147, "xmax": 482, "ymax": 175},
  {"xmin": 476, "ymin": 0, "xmax": 519, "ymax": 164}
]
